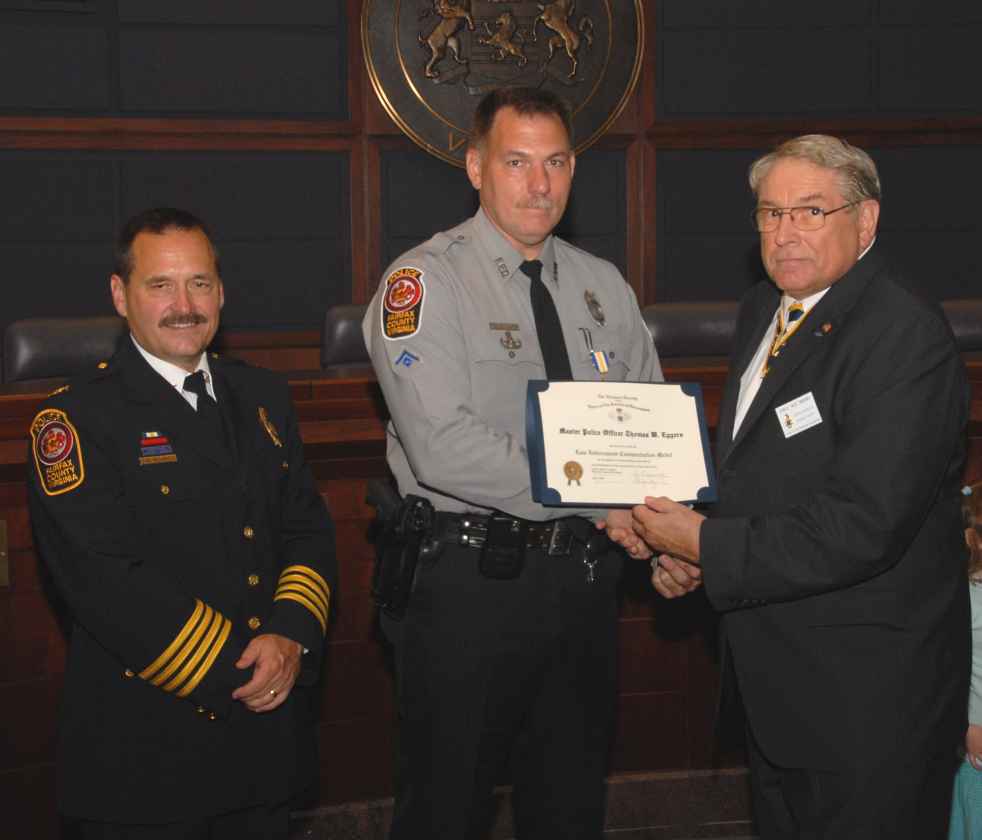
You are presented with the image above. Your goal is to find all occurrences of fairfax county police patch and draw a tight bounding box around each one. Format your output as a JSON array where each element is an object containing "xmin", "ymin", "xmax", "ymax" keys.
[
  {"xmin": 31, "ymin": 408, "xmax": 85, "ymax": 495},
  {"xmin": 382, "ymin": 267, "xmax": 426, "ymax": 340}
]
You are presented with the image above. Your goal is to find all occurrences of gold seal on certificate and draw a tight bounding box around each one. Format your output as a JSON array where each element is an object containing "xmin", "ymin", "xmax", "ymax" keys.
[
  {"xmin": 526, "ymin": 381, "xmax": 717, "ymax": 507},
  {"xmin": 564, "ymin": 461, "xmax": 584, "ymax": 485}
]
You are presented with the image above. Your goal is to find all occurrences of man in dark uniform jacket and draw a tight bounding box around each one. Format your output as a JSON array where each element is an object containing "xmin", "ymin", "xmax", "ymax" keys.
[{"xmin": 27, "ymin": 208, "xmax": 337, "ymax": 839}]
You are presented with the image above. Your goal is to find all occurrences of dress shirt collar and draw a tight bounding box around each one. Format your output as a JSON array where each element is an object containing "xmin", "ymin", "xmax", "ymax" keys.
[
  {"xmin": 472, "ymin": 207, "xmax": 556, "ymax": 284},
  {"xmin": 782, "ymin": 239, "xmax": 875, "ymax": 313},
  {"xmin": 780, "ymin": 286, "xmax": 830, "ymax": 324},
  {"xmin": 130, "ymin": 335, "xmax": 216, "ymax": 402}
]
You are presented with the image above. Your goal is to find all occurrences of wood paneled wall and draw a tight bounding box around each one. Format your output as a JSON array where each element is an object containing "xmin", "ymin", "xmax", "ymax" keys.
[{"xmin": 0, "ymin": 0, "xmax": 980, "ymax": 350}]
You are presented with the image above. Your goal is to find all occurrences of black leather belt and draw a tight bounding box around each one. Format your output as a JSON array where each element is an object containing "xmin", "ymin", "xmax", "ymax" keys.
[{"xmin": 432, "ymin": 511, "xmax": 596, "ymax": 557}]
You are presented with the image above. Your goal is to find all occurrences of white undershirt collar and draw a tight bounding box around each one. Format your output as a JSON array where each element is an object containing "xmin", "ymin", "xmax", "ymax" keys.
[{"xmin": 131, "ymin": 335, "xmax": 215, "ymax": 409}]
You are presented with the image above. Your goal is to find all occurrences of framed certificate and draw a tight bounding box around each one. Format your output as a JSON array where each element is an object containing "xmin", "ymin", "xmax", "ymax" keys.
[{"xmin": 526, "ymin": 381, "xmax": 717, "ymax": 507}]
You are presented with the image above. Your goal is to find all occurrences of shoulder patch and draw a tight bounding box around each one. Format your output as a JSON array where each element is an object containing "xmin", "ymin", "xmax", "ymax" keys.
[
  {"xmin": 382, "ymin": 266, "xmax": 425, "ymax": 340},
  {"xmin": 30, "ymin": 408, "xmax": 85, "ymax": 496}
]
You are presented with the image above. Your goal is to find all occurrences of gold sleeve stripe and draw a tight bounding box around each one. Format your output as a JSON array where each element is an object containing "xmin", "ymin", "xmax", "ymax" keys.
[
  {"xmin": 150, "ymin": 604, "xmax": 214, "ymax": 688},
  {"xmin": 162, "ymin": 608, "xmax": 223, "ymax": 694},
  {"xmin": 277, "ymin": 570, "xmax": 330, "ymax": 616},
  {"xmin": 275, "ymin": 591, "xmax": 327, "ymax": 634},
  {"xmin": 139, "ymin": 600, "xmax": 206, "ymax": 682},
  {"xmin": 280, "ymin": 564, "xmax": 331, "ymax": 599},
  {"xmin": 276, "ymin": 584, "xmax": 328, "ymax": 625},
  {"xmin": 277, "ymin": 572, "xmax": 329, "ymax": 614},
  {"xmin": 176, "ymin": 615, "xmax": 232, "ymax": 698}
]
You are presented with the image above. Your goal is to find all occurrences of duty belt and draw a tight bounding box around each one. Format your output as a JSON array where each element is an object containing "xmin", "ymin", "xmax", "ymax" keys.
[{"xmin": 432, "ymin": 511, "xmax": 595, "ymax": 557}]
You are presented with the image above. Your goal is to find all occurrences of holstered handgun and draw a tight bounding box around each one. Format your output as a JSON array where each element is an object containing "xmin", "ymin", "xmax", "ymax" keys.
[{"xmin": 367, "ymin": 479, "xmax": 438, "ymax": 620}]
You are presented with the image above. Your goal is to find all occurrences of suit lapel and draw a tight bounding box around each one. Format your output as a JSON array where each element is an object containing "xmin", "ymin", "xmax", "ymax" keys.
[
  {"xmin": 726, "ymin": 310, "xmax": 822, "ymax": 457},
  {"xmin": 721, "ymin": 250, "xmax": 882, "ymax": 466},
  {"xmin": 716, "ymin": 288, "xmax": 780, "ymax": 465},
  {"xmin": 117, "ymin": 339, "xmax": 233, "ymax": 469}
]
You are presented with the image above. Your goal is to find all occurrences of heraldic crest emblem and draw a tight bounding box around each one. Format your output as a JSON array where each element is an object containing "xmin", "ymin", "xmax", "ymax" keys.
[{"xmin": 363, "ymin": 0, "xmax": 645, "ymax": 166}]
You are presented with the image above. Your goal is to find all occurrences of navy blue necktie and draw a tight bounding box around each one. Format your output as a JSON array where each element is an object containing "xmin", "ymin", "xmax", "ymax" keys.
[{"xmin": 183, "ymin": 371, "xmax": 225, "ymax": 446}]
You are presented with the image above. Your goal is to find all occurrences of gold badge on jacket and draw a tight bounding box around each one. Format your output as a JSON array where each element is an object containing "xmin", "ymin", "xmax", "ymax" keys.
[
  {"xmin": 31, "ymin": 408, "xmax": 85, "ymax": 495},
  {"xmin": 259, "ymin": 407, "xmax": 283, "ymax": 447}
]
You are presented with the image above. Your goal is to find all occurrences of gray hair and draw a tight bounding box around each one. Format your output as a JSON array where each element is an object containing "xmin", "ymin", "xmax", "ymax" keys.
[{"xmin": 749, "ymin": 134, "xmax": 882, "ymax": 204}]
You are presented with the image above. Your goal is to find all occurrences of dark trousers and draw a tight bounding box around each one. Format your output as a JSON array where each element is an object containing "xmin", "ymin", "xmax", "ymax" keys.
[
  {"xmin": 72, "ymin": 802, "xmax": 290, "ymax": 840},
  {"xmin": 748, "ymin": 726, "xmax": 957, "ymax": 840},
  {"xmin": 384, "ymin": 540, "xmax": 622, "ymax": 840}
]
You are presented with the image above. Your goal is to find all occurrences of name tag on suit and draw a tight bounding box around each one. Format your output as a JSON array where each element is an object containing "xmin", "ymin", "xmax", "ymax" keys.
[{"xmin": 775, "ymin": 392, "xmax": 823, "ymax": 439}]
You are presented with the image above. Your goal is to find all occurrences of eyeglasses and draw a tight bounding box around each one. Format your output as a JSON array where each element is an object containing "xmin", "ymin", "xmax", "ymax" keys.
[{"xmin": 752, "ymin": 202, "xmax": 858, "ymax": 233}]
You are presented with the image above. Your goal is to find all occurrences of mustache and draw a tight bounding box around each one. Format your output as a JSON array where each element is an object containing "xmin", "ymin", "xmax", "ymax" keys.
[
  {"xmin": 517, "ymin": 197, "xmax": 555, "ymax": 210},
  {"xmin": 159, "ymin": 313, "xmax": 207, "ymax": 328}
]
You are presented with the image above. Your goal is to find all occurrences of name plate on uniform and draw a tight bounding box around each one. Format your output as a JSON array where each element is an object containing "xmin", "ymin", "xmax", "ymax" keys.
[{"xmin": 526, "ymin": 381, "xmax": 717, "ymax": 507}]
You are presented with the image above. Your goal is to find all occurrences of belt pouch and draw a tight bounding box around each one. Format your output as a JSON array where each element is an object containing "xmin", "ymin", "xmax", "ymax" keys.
[{"xmin": 479, "ymin": 514, "xmax": 527, "ymax": 579}]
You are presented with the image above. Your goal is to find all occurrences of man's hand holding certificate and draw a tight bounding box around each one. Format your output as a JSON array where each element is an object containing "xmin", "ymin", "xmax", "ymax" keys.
[
  {"xmin": 526, "ymin": 381, "xmax": 717, "ymax": 508},
  {"xmin": 604, "ymin": 499, "xmax": 706, "ymax": 598}
]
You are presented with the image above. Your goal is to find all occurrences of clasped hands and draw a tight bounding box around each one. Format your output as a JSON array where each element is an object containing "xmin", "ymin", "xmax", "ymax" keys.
[
  {"xmin": 231, "ymin": 633, "xmax": 302, "ymax": 713},
  {"xmin": 599, "ymin": 497, "xmax": 705, "ymax": 599}
]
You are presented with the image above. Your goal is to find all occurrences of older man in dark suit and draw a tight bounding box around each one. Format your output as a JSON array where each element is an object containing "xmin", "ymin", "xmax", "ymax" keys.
[{"xmin": 607, "ymin": 135, "xmax": 970, "ymax": 838}]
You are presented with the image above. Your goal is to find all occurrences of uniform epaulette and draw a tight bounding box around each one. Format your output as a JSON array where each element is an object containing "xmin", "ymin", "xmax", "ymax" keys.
[
  {"xmin": 43, "ymin": 361, "xmax": 116, "ymax": 402},
  {"xmin": 426, "ymin": 227, "xmax": 468, "ymax": 256},
  {"xmin": 87, "ymin": 359, "xmax": 120, "ymax": 383}
]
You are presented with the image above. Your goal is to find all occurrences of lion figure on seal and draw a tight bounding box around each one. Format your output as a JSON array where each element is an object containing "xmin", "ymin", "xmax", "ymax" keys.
[{"xmin": 478, "ymin": 11, "xmax": 529, "ymax": 67}]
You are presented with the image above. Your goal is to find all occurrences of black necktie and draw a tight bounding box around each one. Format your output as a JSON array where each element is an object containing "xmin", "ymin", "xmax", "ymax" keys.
[
  {"xmin": 183, "ymin": 371, "xmax": 225, "ymax": 446},
  {"xmin": 521, "ymin": 259, "xmax": 572, "ymax": 381}
]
